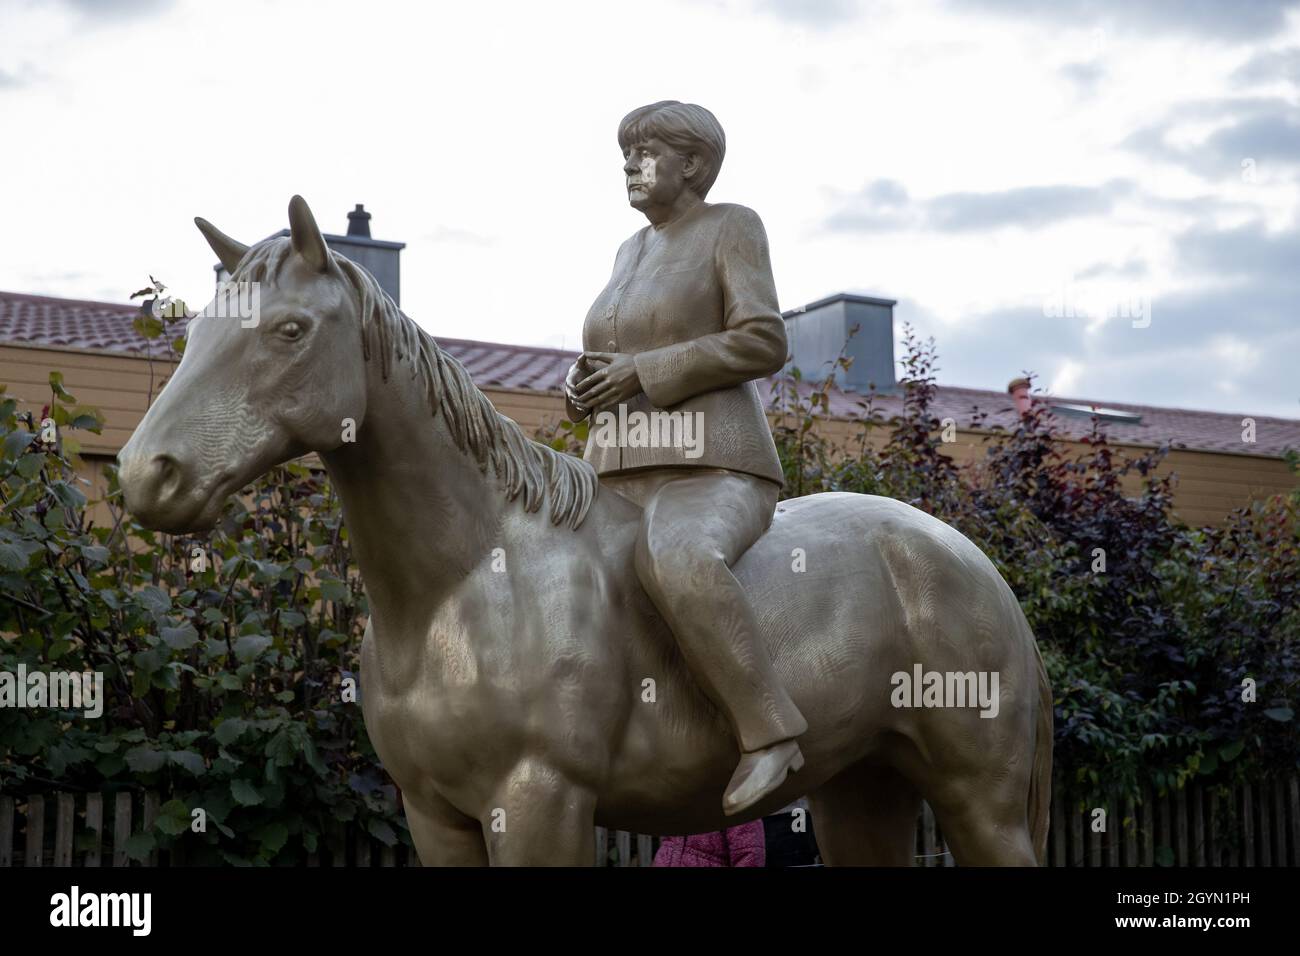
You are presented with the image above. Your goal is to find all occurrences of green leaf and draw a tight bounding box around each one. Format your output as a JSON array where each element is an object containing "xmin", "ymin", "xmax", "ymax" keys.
[
  {"xmin": 230, "ymin": 779, "xmax": 264, "ymax": 806},
  {"xmin": 1220, "ymin": 740, "xmax": 1246, "ymax": 762},
  {"xmin": 168, "ymin": 751, "xmax": 207, "ymax": 775},
  {"xmin": 2, "ymin": 428, "xmax": 34, "ymax": 460},
  {"xmin": 0, "ymin": 541, "xmax": 38, "ymax": 571},
  {"xmin": 161, "ymin": 623, "xmax": 200, "ymax": 650},
  {"xmin": 214, "ymin": 718, "xmax": 247, "ymax": 745},
  {"xmin": 124, "ymin": 745, "xmax": 167, "ymax": 773},
  {"xmin": 320, "ymin": 578, "xmax": 350, "ymax": 602},
  {"xmin": 156, "ymin": 799, "xmax": 193, "ymax": 836},
  {"xmin": 48, "ymin": 371, "xmax": 76, "ymax": 403},
  {"xmin": 234, "ymin": 634, "xmax": 272, "ymax": 662},
  {"xmin": 132, "ymin": 314, "xmax": 165, "ymax": 339},
  {"xmin": 137, "ymin": 585, "xmax": 171, "ymax": 616},
  {"xmin": 123, "ymin": 831, "xmax": 156, "ymax": 863},
  {"xmin": 1263, "ymin": 707, "xmax": 1294, "ymax": 722},
  {"xmin": 253, "ymin": 822, "xmax": 289, "ymax": 856},
  {"xmin": 366, "ymin": 818, "xmax": 398, "ymax": 846},
  {"xmin": 48, "ymin": 481, "xmax": 87, "ymax": 510}
]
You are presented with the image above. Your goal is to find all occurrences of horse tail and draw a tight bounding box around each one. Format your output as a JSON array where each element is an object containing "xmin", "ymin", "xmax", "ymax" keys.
[{"xmin": 1026, "ymin": 632, "xmax": 1054, "ymax": 865}]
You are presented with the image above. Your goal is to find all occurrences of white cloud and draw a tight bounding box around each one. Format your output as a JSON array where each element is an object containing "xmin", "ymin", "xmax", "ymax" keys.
[{"xmin": 0, "ymin": 0, "xmax": 1297, "ymax": 415}]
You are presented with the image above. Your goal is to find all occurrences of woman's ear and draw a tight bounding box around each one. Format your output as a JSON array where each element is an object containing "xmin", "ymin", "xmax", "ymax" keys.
[{"xmin": 681, "ymin": 152, "xmax": 700, "ymax": 182}]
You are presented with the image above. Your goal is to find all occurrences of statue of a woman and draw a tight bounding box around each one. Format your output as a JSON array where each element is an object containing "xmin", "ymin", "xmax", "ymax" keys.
[{"xmin": 565, "ymin": 100, "xmax": 808, "ymax": 815}]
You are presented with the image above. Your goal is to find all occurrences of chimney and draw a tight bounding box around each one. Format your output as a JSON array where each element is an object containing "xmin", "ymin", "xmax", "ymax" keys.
[
  {"xmin": 782, "ymin": 293, "xmax": 897, "ymax": 392},
  {"xmin": 1008, "ymin": 377, "xmax": 1032, "ymax": 415},
  {"xmin": 214, "ymin": 203, "xmax": 406, "ymax": 305},
  {"xmin": 346, "ymin": 203, "xmax": 372, "ymax": 238}
]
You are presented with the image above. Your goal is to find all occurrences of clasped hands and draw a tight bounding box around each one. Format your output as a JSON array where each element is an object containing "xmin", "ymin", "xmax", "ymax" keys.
[{"xmin": 565, "ymin": 351, "xmax": 642, "ymax": 417}]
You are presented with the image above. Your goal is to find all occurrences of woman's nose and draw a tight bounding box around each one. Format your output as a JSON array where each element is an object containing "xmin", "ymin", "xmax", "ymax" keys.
[{"xmin": 623, "ymin": 155, "xmax": 639, "ymax": 175}]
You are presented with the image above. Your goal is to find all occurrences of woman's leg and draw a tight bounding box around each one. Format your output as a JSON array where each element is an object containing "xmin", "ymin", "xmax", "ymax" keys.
[{"xmin": 633, "ymin": 469, "xmax": 808, "ymax": 813}]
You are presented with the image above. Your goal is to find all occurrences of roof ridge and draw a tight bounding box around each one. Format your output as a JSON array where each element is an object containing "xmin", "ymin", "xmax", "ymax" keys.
[{"xmin": 0, "ymin": 290, "xmax": 137, "ymax": 311}]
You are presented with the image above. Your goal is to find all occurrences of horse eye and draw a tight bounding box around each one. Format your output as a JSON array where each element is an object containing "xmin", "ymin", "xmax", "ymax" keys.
[{"xmin": 276, "ymin": 321, "xmax": 305, "ymax": 341}]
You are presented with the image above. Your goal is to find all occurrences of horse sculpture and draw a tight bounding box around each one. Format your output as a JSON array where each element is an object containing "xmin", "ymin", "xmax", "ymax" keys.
[{"xmin": 119, "ymin": 196, "xmax": 1053, "ymax": 866}]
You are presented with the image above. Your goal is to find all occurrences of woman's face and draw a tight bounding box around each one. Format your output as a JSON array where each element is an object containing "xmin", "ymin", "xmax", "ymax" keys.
[{"xmin": 623, "ymin": 137, "xmax": 691, "ymax": 211}]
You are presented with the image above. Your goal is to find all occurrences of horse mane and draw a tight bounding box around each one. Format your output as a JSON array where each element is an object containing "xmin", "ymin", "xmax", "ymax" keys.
[{"xmin": 232, "ymin": 239, "xmax": 599, "ymax": 530}]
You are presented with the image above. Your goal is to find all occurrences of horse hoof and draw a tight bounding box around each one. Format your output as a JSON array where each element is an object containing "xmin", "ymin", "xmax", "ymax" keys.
[{"xmin": 722, "ymin": 739, "xmax": 804, "ymax": 816}]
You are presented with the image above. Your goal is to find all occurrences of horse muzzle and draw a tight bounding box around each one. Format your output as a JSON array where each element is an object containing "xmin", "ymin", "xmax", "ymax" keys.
[{"xmin": 117, "ymin": 447, "xmax": 221, "ymax": 533}]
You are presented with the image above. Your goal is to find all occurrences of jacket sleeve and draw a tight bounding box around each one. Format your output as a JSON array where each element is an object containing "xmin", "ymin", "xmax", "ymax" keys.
[
  {"xmin": 633, "ymin": 205, "xmax": 788, "ymax": 408},
  {"xmin": 725, "ymin": 820, "xmax": 767, "ymax": 868}
]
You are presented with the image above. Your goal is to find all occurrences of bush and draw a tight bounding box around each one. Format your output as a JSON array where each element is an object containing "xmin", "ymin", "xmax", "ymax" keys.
[
  {"xmin": 0, "ymin": 375, "xmax": 407, "ymax": 865},
  {"xmin": 770, "ymin": 327, "xmax": 1300, "ymax": 803}
]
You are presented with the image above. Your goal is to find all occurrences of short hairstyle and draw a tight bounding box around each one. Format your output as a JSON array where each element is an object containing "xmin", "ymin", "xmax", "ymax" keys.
[{"xmin": 617, "ymin": 101, "xmax": 726, "ymax": 199}]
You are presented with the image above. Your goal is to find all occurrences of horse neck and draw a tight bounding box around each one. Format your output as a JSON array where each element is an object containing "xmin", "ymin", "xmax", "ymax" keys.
[{"xmin": 321, "ymin": 357, "xmax": 506, "ymax": 629}]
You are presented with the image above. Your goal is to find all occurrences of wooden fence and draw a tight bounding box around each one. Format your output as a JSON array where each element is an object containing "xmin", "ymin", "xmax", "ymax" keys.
[{"xmin": 3, "ymin": 776, "xmax": 1298, "ymax": 866}]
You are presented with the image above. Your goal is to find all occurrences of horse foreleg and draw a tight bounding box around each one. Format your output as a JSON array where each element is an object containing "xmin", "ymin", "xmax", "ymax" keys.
[
  {"xmin": 404, "ymin": 791, "xmax": 489, "ymax": 866},
  {"xmin": 808, "ymin": 762, "xmax": 921, "ymax": 866},
  {"xmin": 482, "ymin": 757, "xmax": 598, "ymax": 866}
]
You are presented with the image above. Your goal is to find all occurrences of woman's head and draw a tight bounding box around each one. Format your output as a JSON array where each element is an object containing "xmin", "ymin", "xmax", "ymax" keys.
[{"xmin": 618, "ymin": 101, "xmax": 726, "ymax": 200}]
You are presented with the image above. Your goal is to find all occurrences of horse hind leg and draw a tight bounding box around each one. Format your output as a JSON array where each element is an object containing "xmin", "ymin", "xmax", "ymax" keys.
[
  {"xmin": 926, "ymin": 774, "xmax": 1038, "ymax": 866},
  {"xmin": 807, "ymin": 763, "xmax": 921, "ymax": 866}
]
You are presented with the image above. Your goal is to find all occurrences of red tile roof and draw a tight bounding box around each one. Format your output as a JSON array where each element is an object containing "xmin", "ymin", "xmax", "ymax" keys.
[{"xmin": 3, "ymin": 290, "xmax": 1298, "ymax": 459}]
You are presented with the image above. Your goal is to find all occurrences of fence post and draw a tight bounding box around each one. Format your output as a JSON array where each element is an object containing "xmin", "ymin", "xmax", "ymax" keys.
[
  {"xmin": 113, "ymin": 792, "xmax": 132, "ymax": 867},
  {"xmin": 1289, "ymin": 777, "xmax": 1299, "ymax": 868},
  {"xmin": 1087, "ymin": 814, "xmax": 1102, "ymax": 867},
  {"xmin": 1123, "ymin": 795, "xmax": 1137, "ymax": 867},
  {"xmin": 1192, "ymin": 784, "xmax": 1205, "ymax": 867},
  {"xmin": 0, "ymin": 796, "xmax": 13, "ymax": 867},
  {"xmin": 1051, "ymin": 785, "xmax": 1065, "ymax": 866},
  {"xmin": 85, "ymin": 793, "xmax": 103, "ymax": 867},
  {"xmin": 1071, "ymin": 800, "xmax": 1084, "ymax": 866},
  {"xmin": 331, "ymin": 821, "xmax": 347, "ymax": 867},
  {"xmin": 1272, "ymin": 779, "xmax": 1286, "ymax": 867},
  {"xmin": 25, "ymin": 795, "xmax": 44, "ymax": 867},
  {"xmin": 1226, "ymin": 787, "xmax": 1238, "ymax": 866},
  {"xmin": 1141, "ymin": 788, "xmax": 1153, "ymax": 866},
  {"xmin": 142, "ymin": 792, "xmax": 159, "ymax": 867},
  {"xmin": 615, "ymin": 830, "xmax": 631, "ymax": 867},
  {"xmin": 54, "ymin": 793, "xmax": 74, "ymax": 866},
  {"xmin": 637, "ymin": 834, "xmax": 654, "ymax": 867},
  {"xmin": 594, "ymin": 826, "xmax": 608, "ymax": 866},
  {"xmin": 1242, "ymin": 783, "xmax": 1255, "ymax": 867},
  {"xmin": 1175, "ymin": 787, "xmax": 1188, "ymax": 865}
]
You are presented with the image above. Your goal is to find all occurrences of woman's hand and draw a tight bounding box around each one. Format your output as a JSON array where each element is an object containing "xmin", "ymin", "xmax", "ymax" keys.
[
  {"xmin": 574, "ymin": 351, "xmax": 643, "ymax": 409},
  {"xmin": 564, "ymin": 357, "xmax": 592, "ymax": 420}
]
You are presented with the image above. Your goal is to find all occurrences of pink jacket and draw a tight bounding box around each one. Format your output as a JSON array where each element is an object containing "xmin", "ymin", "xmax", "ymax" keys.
[{"xmin": 653, "ymin": 821, "xmax": 766, "ymax": 867}]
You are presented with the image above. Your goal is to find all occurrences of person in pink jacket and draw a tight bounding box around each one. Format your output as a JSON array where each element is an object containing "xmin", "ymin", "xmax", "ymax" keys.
[{"xmin": 653, "ymin": 821, "xmax": 766, "ymax": 867}]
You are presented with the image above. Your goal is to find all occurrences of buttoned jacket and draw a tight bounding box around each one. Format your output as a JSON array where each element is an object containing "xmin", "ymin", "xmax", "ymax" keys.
[{"xmin": 572, "ymin": 202, "xmax": 787, "ymax": 485}]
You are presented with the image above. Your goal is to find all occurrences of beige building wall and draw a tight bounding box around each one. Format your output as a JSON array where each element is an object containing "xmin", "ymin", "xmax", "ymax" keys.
[{"xmin": 3, "ymin": 342, "xmax": 1295, "ymax": 530}]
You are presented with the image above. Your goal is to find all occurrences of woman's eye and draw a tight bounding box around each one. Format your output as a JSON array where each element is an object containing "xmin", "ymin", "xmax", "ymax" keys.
[{"xmin": 277, "ymin": 321, "xmax": 304, "ymax": 341}]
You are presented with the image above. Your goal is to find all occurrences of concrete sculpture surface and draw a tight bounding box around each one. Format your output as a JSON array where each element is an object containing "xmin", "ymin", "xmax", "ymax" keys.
[{"xmin": 119, "ymin": 107, "xmax": 1052, "ymax": 866}]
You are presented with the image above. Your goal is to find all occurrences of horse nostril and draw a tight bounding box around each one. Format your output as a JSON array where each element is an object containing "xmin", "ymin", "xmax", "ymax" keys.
[{"xmin": 151, "ymin": 454, "xmax": 184, "ymax": 499}]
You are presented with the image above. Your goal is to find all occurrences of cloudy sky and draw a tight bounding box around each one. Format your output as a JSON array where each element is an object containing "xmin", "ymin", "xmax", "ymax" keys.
[{"xmin": 1, "ymin": 0, "xmax": 1297, "ymax": 417}]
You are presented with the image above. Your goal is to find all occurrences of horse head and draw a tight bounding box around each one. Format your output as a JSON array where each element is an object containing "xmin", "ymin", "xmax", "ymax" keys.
[{"xmin": 118, "ymin": 196, "xmax": 370, "ymax": 533}]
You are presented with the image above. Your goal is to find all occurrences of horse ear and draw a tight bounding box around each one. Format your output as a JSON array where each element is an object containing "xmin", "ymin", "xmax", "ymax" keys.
[
  {"xmin": 194, "ymin": 217, "xmax": 249, "ymax": 273},
  {"xmin": 288, "ymin": 195, "xmax": 330, "ymax": 272}
]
